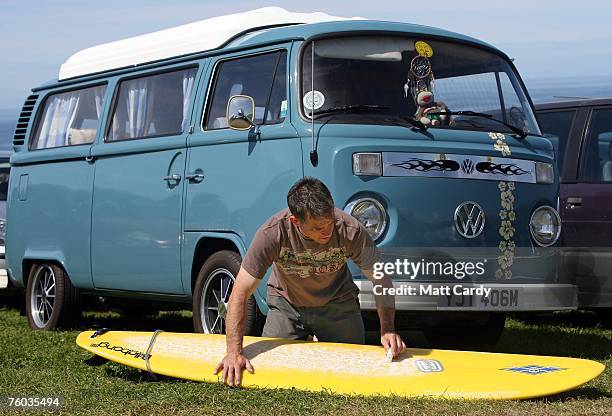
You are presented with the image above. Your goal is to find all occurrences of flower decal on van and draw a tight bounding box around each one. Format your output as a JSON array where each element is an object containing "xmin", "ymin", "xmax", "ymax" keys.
[
  {"xmin": 492, "ymin": 133, "xmax": 517, "ymax": 280},
  {"xmin": 500, "ymin": 190, "xmax": 515, "ymax": 210},
  {"xmin": 490, "ymin": 132, "xmax": 512, "ymax": 157},
  {"xmin": 499, "ymin": 220, "xmax": 515, "ymax": 240},
  {"xmin": 494, "ymin": 141, "xmax": 511, "ymax": 157}
]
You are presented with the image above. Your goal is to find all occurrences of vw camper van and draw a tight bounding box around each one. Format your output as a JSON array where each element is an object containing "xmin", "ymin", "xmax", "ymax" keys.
[{"xmin": 6, "ymin": 8, "xmax": 575, "ymax": 345}]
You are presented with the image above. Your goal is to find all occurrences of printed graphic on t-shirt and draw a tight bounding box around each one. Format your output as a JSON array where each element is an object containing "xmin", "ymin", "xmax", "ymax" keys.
[{"xmin": 278, "ymin": 247, "xmax": 350, "ymax": 278}]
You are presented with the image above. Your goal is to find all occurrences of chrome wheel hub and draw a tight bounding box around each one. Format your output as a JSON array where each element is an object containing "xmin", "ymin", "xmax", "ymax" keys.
[
  {"xmin": 200, "ymin": 268, "xmax": 234, "ymax": 334},
  {"xmin": 30, "ymin": 265, "xmax": 56, "ymax": 328}
]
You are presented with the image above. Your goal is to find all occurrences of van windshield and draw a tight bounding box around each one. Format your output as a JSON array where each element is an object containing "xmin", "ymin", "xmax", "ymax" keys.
[{"xmin": 301, "ymin": 36, "xmax": 540, "ymax": 135}]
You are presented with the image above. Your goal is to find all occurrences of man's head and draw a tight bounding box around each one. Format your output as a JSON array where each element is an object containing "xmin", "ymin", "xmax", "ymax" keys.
[{"xmin": 287, "ymin": 177, "xmax": 335, "ymax": 244}]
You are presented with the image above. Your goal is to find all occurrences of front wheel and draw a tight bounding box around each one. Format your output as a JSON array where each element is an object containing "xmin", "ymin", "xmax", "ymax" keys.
[
  {"xmin": 595, "ymin": 308, "xmax": 611, "ymax": 328},
  {"xmin": 25, "ymin": 263, "xmax": 79, "ymax": 330},
  {"xmin": 192, "ymin": 251, "xmax": 263, "ymax": 335}
]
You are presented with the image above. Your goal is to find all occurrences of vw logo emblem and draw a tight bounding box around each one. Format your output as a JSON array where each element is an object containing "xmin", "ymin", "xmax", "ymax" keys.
[
  {"xmin": 454, "ymin": 201, "xmax": 485, "ymax": 238},
  {"xmin": 461, "ymin": 159, "xmax": 475, "ymax": 174}
]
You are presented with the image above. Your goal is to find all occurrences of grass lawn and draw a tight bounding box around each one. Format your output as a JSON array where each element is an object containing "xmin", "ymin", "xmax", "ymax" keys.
[{"xmin": 0, "ymin": 297, "xmax": 610, "ymax": 416}]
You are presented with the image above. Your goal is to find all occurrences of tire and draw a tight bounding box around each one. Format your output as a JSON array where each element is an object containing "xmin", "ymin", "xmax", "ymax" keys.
[
  {"xmin": 595, "ymin": 308, "xmax": 612, "ymax": 328},
  {"xmin": 25, "ymin": 263, "xmax": 79, "ymax": 330},
  {"xmin": 192, "ymin": 251, "xmax": 264, "ymax": 335},
  {"xmin": 424, "ymin": 313, "xmax": 506, "ymax": 350}
]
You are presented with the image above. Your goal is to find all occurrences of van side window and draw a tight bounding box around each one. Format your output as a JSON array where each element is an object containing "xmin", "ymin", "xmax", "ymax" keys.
[
  {"xmin": 0, "ymin": 162, "xmax": 9, "ymax": 202},
  {"xmin": 31, "ymin": 85, "xmax": 107, "ymax": 149},
  {"xmin": 205, "ymin": 50, "xmax": 287, "ymax": 130},
  {"xmin": 537, "ymin": 110, "xmax": 575, "ymax": 169},
  {"xmin": 108, "ymin": 67, "xmax": 197, "ymax": 141},
  {"xmin": 579, "ymin": 108, "xmax": 612, "ymax": 182}
]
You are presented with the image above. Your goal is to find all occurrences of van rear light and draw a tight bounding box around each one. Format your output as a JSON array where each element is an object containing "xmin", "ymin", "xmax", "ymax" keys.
[{"xmin": 353, "ymin": 153, "xmax": 382, "ymax": 176}]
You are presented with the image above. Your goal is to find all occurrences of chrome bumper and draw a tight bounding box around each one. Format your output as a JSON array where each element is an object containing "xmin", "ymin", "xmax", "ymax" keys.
[{"xmin": 356, "ymin": 280, "xmax": 578, "ymax": 311}]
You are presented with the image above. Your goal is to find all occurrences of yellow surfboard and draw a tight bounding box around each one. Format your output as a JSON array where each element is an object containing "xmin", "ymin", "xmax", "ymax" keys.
[{"xmin": 76, "ymin": 330, "xmax": 604, "ymax": 400}]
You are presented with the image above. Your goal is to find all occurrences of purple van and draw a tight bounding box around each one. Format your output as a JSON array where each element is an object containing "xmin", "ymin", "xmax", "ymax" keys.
[{"xmin": 536, "ymin": 98, "xmax": 612, "ymax": 323}]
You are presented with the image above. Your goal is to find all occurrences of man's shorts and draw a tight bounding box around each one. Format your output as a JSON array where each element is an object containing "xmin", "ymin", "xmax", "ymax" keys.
[{"xmin": 262, "ymin": 295, "xmax": 365, "ymax": 344}]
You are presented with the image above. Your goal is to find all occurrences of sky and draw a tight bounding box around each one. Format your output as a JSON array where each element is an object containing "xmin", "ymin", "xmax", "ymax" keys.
[{"xmin": 1, "ymin": 0, "xmax": 611, "ymax": 118}]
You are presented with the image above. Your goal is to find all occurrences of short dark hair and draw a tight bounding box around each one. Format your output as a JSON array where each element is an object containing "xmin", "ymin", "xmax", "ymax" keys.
[{"xmin": 287, "ymin": 177, "xmax": 335, "ymax": 221}]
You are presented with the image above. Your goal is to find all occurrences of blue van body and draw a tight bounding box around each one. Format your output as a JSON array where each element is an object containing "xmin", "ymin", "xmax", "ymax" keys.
[{"xmin": 6, "ymin": 19, "xmax": 576, "ymax": 335}]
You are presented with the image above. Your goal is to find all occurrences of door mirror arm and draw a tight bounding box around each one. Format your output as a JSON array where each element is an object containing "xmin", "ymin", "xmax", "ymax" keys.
[{"xmin": 227, "ymin": 95, "xmax": 261, "ymax": 139}]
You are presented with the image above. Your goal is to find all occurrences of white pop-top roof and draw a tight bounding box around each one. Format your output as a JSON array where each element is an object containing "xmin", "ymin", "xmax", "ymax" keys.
[{"xmin": 59, "ymin": 7, "xmax": 363, "ymax": 80}]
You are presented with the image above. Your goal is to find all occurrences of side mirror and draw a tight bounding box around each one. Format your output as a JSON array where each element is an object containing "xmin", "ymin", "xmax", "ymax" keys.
[{"xmin": 227, "ymin": 95, "xmax": 256, "ymax": 131}]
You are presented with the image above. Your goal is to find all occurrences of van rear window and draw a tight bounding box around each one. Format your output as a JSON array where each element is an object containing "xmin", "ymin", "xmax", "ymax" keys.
[
  {"xmin": 31, "ymin": 85, "xmax": 107, "ymax": 149},
  {"xmin": 108, "ymin": 67, "xmax": 197, "ymax": 141}
]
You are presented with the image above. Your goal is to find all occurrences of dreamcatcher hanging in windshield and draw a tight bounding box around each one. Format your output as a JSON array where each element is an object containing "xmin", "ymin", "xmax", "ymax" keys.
[{"xmin": 404, "ymin": 40, "xmax": 452, "ymax": 127}]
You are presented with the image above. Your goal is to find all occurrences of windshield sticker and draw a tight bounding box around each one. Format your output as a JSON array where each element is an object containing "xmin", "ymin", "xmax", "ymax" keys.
[
  {"xmin": 280, "ymin": 100, "xmax": 288, "ymax": 118},
  {"xmin": 303, "ymin": 90, "xmax": 325, "ymax": 112},
  {"xmin": 415, "ymin": 41, "xmax": 434, "ymax": 58}
]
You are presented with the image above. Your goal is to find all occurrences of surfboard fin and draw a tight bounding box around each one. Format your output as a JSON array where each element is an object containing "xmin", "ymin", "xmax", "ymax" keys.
[
  {"xmin": 90, "ymin": 328, "xmax": 110, "ymax": 338},
  {"xmin": 84, "ymin": 355, "xmax": 109, "ymax": 366}
]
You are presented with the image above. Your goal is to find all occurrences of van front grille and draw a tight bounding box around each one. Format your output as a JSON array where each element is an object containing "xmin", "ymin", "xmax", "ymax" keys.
[{"xmin": 12, "ymin": 94, "xmax": 39, "ymax": 147}]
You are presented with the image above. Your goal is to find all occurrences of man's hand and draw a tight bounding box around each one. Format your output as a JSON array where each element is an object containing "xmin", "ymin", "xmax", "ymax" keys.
[
  {"xmin": 362, "ymin": 269, "xmax": 405, "ymax": 359},
  {"xmin": 215, "ymin": 267, "xmax": 260, "ymax": 387},
  {"xmin": 214, "ymin": 352, "xmax": 254, "ymax": 387},
  {"xmin": 381, "ymin": 332, "xmax": 406, "ymax": 359}
]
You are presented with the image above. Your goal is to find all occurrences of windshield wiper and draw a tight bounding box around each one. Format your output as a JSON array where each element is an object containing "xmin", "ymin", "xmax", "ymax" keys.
[
  {"xmin": 391, "ymin": 114, "xmax": 428, "ymax": 131},
  {"xmin": 313, "ymin": 105, "xmax": 428, "ymax": 131},
  {"xmin": 427, "ymin": 110, "xmax": 528, "ymax": 138},
  {"xmin": 312, "ymin": 104, "xmax": 390, "ymax": 118}
]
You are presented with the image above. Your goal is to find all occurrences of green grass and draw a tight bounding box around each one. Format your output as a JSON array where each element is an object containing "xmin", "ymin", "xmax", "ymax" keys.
[{"xmin": 0, "ymin": 300, "xmax": 610, "ymax": 416}]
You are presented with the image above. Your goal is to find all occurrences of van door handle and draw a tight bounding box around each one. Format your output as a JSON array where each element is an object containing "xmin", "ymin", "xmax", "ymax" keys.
[
  {"xmin": 565, "ymin": 197, "xmax": 582, "ymax": 209},
  {"xmin": 163, "ymin": 174, "xmax": 182, "ymax": 183},
  {"xmin": 85, "ymin": 156, "xmax": 96, "ymax": 164},
  {"xmin": 186, "ymin": 169, "xmax": 205, "ymax": 183}
]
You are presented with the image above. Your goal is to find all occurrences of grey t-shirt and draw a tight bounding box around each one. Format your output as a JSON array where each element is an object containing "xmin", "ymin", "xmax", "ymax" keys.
[{"xmin": 241, "ymin": 207, "xmax": 380, "ymax": 307}]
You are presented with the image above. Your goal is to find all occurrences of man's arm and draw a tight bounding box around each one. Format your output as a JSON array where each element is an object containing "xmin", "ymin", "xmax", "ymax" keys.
[
  {"xmin": 362, "ymin": 269, "xmax": 406, "ymax": 358},
  {"xmin": 214, "ymin": 266, "xmax": 261, "ymax": 386}
]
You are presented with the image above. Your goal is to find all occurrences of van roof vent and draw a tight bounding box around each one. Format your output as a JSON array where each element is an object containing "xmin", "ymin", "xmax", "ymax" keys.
[{"xmin": 12, "ymin": 94, "xmax": 39, "ymax": 147}]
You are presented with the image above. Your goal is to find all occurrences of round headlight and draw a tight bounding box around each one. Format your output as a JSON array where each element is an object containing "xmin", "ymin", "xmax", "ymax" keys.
[
  {"xmin": 529, "ymin": 206, "xmax": 561, "ymax": 247},
  {"xmin": 344, "ymin": 198, "xmax": 387, "ymax": 241}
]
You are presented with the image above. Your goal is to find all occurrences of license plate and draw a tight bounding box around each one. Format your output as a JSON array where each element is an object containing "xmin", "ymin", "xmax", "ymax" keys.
[{"xmin": 439, "ymin": 287, "xmax": 522, "ymax": 309}]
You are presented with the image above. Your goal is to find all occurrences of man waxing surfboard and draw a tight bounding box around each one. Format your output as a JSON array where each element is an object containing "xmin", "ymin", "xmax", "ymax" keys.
[{"xmin": 215, "ymin": 177, "xmax": 405, "ymax": 386}]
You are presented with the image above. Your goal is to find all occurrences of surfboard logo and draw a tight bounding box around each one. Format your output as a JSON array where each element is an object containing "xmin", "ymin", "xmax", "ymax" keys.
[
  {"xmin": 502, "ymin": 365, "xmax": 567, "ymax": 375},
  {"xmin": 90, "ymin": 341, "xmax": 149, "ymax": 360},
  {"xmin": 414, "ymin": 359, "xmax": 444, "ymax": 373}
]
